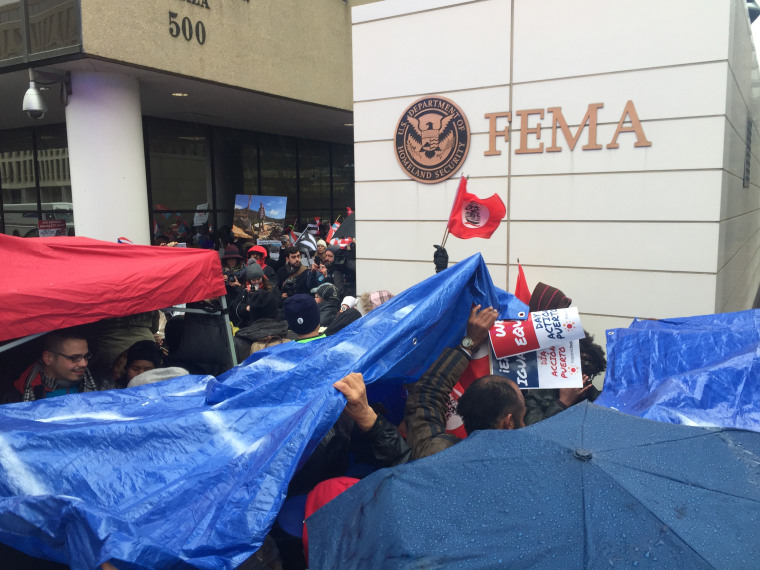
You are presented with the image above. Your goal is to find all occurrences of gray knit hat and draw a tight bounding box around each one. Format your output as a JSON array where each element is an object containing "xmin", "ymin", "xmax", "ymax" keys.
[{"xmin": 127, "ymin": 367, "xmax": 190, "ymax": 388}]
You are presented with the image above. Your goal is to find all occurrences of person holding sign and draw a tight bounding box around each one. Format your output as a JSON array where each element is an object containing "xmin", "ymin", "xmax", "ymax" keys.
[{"xmin": 404, "ymin": 304, "xmax": 526, "ymax": 460}]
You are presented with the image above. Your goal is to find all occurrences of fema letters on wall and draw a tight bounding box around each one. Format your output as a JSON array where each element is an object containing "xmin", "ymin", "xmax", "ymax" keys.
[{"xmin": 394, "ymin": 97, "xmax": 652, "ymax": 184}]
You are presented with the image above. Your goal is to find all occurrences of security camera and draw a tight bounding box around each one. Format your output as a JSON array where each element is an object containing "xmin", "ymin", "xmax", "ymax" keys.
[{"xmin": 22, "ymin": 80, "xmax": 47, "ymax": 120}]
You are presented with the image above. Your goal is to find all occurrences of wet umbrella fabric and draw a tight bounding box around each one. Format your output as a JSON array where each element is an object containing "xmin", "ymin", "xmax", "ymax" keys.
[{"xmin": 307, "ymin": 402, "xmax": 760, "ymax": 569}]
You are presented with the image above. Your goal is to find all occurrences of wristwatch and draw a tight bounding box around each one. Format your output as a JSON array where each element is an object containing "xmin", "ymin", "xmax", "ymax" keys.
[{"xmin": 460, "ymin": 336, "xmax": 475, "ymax": 351}]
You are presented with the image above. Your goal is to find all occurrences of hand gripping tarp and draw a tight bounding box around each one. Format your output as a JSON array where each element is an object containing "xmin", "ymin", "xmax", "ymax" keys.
[
  {"xmin": 596, "ymin": 310, "xmax": 760, "ymax": 432},
  {"xmin": 0, "ymin": 254, "xmax": 527, "ymax": 569},
  {"xmin": 0, "ymin": 234, "xmax": 227, "ymax": 343}
]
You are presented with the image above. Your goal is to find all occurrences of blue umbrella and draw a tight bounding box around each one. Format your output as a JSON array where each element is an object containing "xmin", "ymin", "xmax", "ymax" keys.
[{"xmin": 307, "ymin": 402, "xmax": 760, "ymax": 569}]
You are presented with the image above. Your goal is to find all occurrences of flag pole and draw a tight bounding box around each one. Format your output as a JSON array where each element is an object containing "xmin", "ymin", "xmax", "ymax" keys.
[
  {"xmin": 442, "ymin": 174, "xmax": 467, "ymax": 249},
  {"xmin": 440, "ymin": 227, "xmax": 449, "ymax": 249}
]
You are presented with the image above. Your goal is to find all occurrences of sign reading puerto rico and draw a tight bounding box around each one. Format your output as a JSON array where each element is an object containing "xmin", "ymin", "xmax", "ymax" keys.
[
  {"xmin": 394, "ymin": 96, "xmax": 470, "ymax": 184},
  {"xmin": 491, "ymin": 339, "xmax": 584, "ymax": 389},
  {"xmin": 489, "ymin": 307, "xmax": 585, "ymax": 359}
]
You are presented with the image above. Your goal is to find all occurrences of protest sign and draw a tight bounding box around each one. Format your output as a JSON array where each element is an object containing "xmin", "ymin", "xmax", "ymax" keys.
[
  {"xmin": 38, "ymin": 219, "xmax": 66, "ymax": 237},
  {"xmin": 491, "ymin": 340, "xmax": 583, "ymax": 389},
  {"xmin": 444, "ymin": 336, "xmax": 584, "ymax": 437},
  {"xmin": 489, "ymin": 307, "xmax": 584, "ymax": 359},
  {"xmin": 193, "ymin": 203, "xmax": 209, "ymax": 226},
  {"xmin": 234, "ymin": 195, "xmax": 287, "ymax": 239}
]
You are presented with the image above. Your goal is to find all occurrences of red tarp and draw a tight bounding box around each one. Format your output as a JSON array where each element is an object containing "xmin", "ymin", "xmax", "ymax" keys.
[{"xmin": 0, "ymin": 235, "xmax": 227, "ymax": 342}]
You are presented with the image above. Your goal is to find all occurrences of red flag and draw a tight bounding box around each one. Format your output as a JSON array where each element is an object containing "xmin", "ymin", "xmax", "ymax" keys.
[
  {"xmin": 314, "ymin": 217, "xmax": 321, "ymax": 226},
  {"xmin": 447, "ymin": 176, "xmax": 505, "ymax": 239},
  {"xmin": 346, "ymin": 207, "xmax": 354, "ymax": 216},
  {"xmin": 515, "ymin": 263, "xmax": 531, "ymax": 305}
]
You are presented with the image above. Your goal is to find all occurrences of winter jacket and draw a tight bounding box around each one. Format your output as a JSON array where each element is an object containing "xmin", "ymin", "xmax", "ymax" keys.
[
  {"xmin": 233, "ymin": 318, "xmax": 290, "ymax": 363},
  {"xmin": 317, "ymin": 298, "xmax": 341, "ymax": 328},
  {"xmin": 404, "ymin": 347, "xmax": 468, "ymax": 460}
]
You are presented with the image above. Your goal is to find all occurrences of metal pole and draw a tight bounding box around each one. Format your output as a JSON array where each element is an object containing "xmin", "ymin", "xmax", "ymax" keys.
[{"xmin": 219, "ymin": 295, "xmax": 238, "ymax": 368}]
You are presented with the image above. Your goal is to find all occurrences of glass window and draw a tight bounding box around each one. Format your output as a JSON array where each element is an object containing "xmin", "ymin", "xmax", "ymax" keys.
[
  {"xmin": 259, "ymin": 133, "xmax": 297, "ymax": 223},
  {"xmin": 332, "ymin": 143, "xmax": 354, "ymax": 218},
  {"xmin": 0, "ymin": 128, "xmax": 37, "ymax": 236},
  {"xmin": 299, "ymin": 139, "xmax": 330, "ymax": 223},
  {"xmin": 148, "ymin": 120, "xmax": 211, "ymax": 240},
  {"xmin": 37, "ymin": 124, "xmax": 73, "ymax": 235},
  {"xmin": 27, "ymin": 0, "xmax": 80, "ymax": 55},
  {"xmin": 0, "ymin": 1, "xmax": 25, "ymax": 63},
  {"xmin": 0, "ymin": 125, "xmax": 73, "ymax": 237}
]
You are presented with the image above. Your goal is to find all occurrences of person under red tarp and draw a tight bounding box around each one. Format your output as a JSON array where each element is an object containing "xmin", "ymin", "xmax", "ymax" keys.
[{"xmin": 12, "ymin": 329, "xmax": 101, "ymax": 402}]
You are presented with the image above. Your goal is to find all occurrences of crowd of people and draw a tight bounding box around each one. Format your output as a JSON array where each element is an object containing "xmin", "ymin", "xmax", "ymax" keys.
[{"xmin": 0, "ymin": 233, "xmax": 607, "ymax": 570}]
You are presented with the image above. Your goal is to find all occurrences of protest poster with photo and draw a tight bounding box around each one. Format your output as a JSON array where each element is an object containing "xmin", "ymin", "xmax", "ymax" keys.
[
  {"xmin": 489, "ymin": 307, "xmax": 585, "ymax": 359},
  {"xmin": 234, "ymin": 195, "xmax": 287, "ymax": 240},
  {"xmin": 491, "ymin": 340, "xmax": 584, "ymax": 389}
]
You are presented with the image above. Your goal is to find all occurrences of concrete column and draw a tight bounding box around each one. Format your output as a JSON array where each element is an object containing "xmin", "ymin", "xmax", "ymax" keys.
[{"xmin": 65, "ymin": 72, "xmax": 150, "ymax": 244}]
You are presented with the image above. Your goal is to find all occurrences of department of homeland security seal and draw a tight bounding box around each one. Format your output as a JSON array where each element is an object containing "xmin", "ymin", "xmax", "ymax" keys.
[{"xmin": 394, "ymin": 96, "xmax": 470, "ymax": 184}]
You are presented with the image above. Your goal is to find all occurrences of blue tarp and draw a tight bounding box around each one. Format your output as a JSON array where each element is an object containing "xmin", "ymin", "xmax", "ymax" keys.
[
  {"xmin": 596, "ymin": 310, "xmax": 760, "ymax": 432},
  {"xmin": 0, "ymin": 254, "xmax": 527, "ymax": 569}
]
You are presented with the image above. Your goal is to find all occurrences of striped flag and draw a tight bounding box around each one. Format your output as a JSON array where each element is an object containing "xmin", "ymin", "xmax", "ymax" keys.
[
  {"xmin": 330, "ymin": 237, "xmax": 353, "ymax": 249},
  {"xmin": 326, "ymin": 219, "xmax": 341, "ymax": 242},
  {"xmin": 294, "ymin": 229, "xmax": 318, "ymax": 252}
]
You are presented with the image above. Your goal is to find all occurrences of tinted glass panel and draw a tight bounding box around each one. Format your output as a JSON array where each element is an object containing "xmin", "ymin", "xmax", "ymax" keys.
[
  {"xmin": 148, "ymin": 121, "xmax": 210, "ymax": 240},
  {"xmin": 36, "ymin": 124, "xmax": 72, "ymax": 235},
  {"xmin": 299, "ymin": 139, "xmax": 330, "ymax": 222},
  {"xmin": 259, "ymin": 133, "xmax": 297, "ymax": 222},
  {"xmin": 0, "ymin": 125, "xmax": 73, "ymax": 237},
  {"xmin": 27, "ymin": 0, "xmax": 79, "ymax": 55},
  {"xmin": 0, "ymin": 1, "xmax": 25, "ymax": 62},
  {"xmin": 332, "ymin": 143, "xmax": 354, "ymax": 216},
  {"xmin": 0, "ymin": 128, "xmax": 37, "ymax": 236}
]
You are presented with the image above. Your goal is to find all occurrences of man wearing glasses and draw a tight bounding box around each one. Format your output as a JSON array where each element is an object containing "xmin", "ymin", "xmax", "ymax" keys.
[{"xmin": 13, "ymin": 329, "xmax": 99, "ymax": 402}]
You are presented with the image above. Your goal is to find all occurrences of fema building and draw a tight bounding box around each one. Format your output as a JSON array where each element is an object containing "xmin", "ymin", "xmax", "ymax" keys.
[{"xmin": 2, "ymin": 0, "xmax": 760, "ymax": 346}]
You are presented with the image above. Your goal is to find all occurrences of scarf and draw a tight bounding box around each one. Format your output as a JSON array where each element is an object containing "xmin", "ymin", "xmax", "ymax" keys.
[{"xmin": 22, "ymin": 361, "xmax": 99, "ymax": 402}]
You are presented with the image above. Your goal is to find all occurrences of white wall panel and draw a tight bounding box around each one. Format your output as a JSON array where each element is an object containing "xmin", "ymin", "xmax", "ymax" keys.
[
  {"xmin": 358, "ymin": 220, "xmax": 508, "ymax": 265},
  {"xmin": 720, "ymin": 171, "xmax": 760, "ymax": 221},
  {"xmin": 352, "ymin": 0, "xmax": 511, "ymax": 101},
  {"xmin": 723, "ymin": 118, "xmax": 754, "ymax": 180},
  {"xmin": 511, "ymin": 171, "xmax": 722, "ymax": 222},
  {"xmin": 716, "ymin": 227, "xmax": 760, "ymax": 311},
  {"xmin": 509, "ymin": 221, "xmax": 719, "ymax": 273},
  {"xmin": 512, "ymin": 0, "xmax": 729, "ymax": 83},
  {"xmin": 728, "ymin": 0, "xmax": 755, "ymax": 102},
  {"xmin": 512, "ymin": 63, "xmax": 729, "ymax": 123},
  {"xmin": 515, "ymin": 265, "xmax": 717, "ymax": 321},
  {"xmin": 717, "ymin": 210, "xmax": 760, "ymax": 269},
  {"xmin": 509, "ymin": 117, "xmax": 726, "ymax": 176},
  {"xmin": 353, "ymin": 0, "xmax": 476, "ymax": 23},
  {"xmin": 355, "ymin": 259, "xmax": 508, "ymax": 297},
  {"xmin": 353, "ymin": 86, "xmax": 512, "ymax": 143},
  {"xmin": 356, "ymin": 177, "xmax": 507, "ymax": 221},
  {"xmin": 726, "ymin": 63, "xmax": 751, "ymax": 142},
  {"xmin": 354, "ymin": 140, "xmax": 406, "ymax": 182}
]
